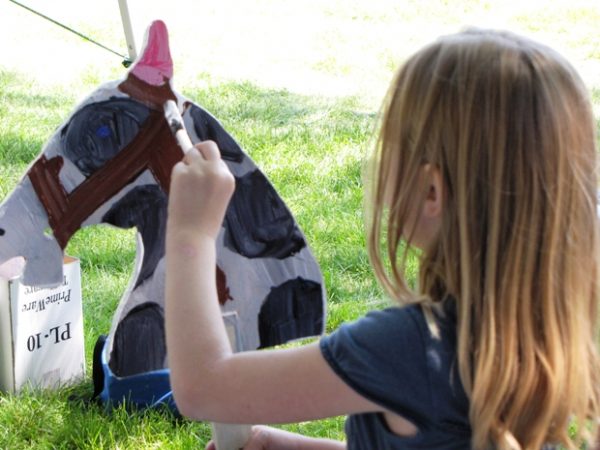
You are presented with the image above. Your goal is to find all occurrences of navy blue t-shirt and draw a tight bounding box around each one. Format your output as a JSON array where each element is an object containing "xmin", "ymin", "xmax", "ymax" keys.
[{"xmin": 320, "ymin": 303, "xmax": 471, "ymax": 449}]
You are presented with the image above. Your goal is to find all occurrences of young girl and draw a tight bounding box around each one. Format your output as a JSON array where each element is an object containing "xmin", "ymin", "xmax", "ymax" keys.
[{"xmin": 165, "ymin": 29, "xmax": 600, "ymax": 449}]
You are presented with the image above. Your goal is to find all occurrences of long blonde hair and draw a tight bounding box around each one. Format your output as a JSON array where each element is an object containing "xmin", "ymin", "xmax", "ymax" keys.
[{"xmin": 367, "ymin": 29, "xmax": 600, "ymax": 449}]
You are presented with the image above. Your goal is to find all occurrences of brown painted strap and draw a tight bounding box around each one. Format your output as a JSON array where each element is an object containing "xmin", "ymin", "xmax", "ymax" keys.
[
  {"xmin": 118, "ymin": 74, "xmax": 176, "ymax": 110},
  {"xmin": 28, "ymin": 155, "xmax": 69, "ymax": 246},
  {"xmin": 148, "ymin": 133, "xmax": 182, "ymax": 195},
  {"xmin": 28, "ymin": 110, "xmax": 183, "ymax": 249}
]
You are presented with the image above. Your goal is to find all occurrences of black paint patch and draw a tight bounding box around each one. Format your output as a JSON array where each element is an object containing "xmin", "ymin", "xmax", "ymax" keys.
[
  {"xmin": 61, "ymin": 98, "xmax": 150, "ymax": 176},
  {"xmin": 189, "ymin": 104, "xmax": 244, "ymax": 163},
  {"xmin": 102, "ymin": 185, "xmax": 167, "ymax": 288},
  {"xmin": 258, "ymin": 277, "xmax": 323, "ymax": 348},
  {"xmin": 224, "ymin": 170, "xmax": 306, "ymax": 259},
  {"xmin": 109, "ymin": 302, "xmax": 166, "ymax": 376}
]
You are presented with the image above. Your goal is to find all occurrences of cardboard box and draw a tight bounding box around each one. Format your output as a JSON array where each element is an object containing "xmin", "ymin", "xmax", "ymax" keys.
[{"xmin": 0, "ymin": 256, "xmax": 85, "ymax": 392}]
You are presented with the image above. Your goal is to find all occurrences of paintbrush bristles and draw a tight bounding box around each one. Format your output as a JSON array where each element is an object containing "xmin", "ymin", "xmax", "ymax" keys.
[{"xmin": 163, "ymin": 100, "xmax": 194, "ymax": 153}]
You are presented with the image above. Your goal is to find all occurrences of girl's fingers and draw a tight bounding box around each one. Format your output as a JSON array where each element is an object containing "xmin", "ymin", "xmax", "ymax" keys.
[
  {"xmin": 195, "ymin": 140, "xmax": 221, "ymax": 161},
  {"xmin": 171, "ymin": 160, "xmax": 187, "ymax": 175},
  {"xmin": 182, "ymin": 141, "xmax": 221, "ymax": 166},
  {"xmin": 183, "ymin": 146, "xmax": 204, "ymax": 165}
]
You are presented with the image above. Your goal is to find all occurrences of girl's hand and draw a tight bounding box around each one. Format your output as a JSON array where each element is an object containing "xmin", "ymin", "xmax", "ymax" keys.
[
  {"xmin": 204, "ymin": 426, "xmax": 271, "ymax": 450},
  {"xmin": 204, "ymin": 425, "xmax": 346, "ymax": 450},
  {"xmin": 168, "ymin": 140, "xmax": 235, "ymax": 241}
]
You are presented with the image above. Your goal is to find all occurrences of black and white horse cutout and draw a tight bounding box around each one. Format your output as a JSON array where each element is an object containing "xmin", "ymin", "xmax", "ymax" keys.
[{"xmin": 0, "ymin": 20, "xmax": 325, "ymax": 409}]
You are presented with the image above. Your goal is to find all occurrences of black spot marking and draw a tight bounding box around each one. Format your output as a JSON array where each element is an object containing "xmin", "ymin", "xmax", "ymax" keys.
[
  {"xmin": 109, "ymin": 302, "xmax": 166, "ymax": 377},
  {"xmin": 189, "ymin": 104, "xmax": 245, "ymax": 163},
  {"xmin": 102, "ymin": 185, "xmax": 167, "ymax": 288},
  {"xmin": 258, "ymin": 278, "xmax": 323, "ymax": 348},
  {"xmin": 224, "ymin": 170, "xmax": 306, "ymax": 259}
]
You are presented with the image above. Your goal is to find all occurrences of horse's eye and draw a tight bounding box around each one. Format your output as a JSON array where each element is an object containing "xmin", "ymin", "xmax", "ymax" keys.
[
  {"xmin": 96, "ymin": 125, "xmax": 112, "ymax": 138},
  {"xmin": 0, "ymin": 228, "xmax": 5, "ymax": 236}
]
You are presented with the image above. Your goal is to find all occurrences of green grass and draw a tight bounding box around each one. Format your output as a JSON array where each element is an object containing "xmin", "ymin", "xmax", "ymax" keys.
[
  {"xmin": 1, "ymin": 0, "xmax": 599, "ymax": 447},
  {"xmin": 0, "ymin": 387, "xmax": 211, "ymax": 450}
]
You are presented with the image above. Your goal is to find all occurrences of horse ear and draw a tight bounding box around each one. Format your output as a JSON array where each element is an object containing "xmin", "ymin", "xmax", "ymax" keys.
[{"xmin": 129, "ymin": 20, "xmax": 173, "ymax": 86}]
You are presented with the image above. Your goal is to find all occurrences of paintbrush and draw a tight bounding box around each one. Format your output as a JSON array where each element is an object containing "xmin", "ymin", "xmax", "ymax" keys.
[{"xmin": 163, "ymin": 100, "xmax": 194, "ymax": 153}]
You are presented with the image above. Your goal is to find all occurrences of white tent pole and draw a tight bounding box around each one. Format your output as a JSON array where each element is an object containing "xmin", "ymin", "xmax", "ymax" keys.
[{"xmin": 118, "ymin": 0, "xmax": 137, "ymax": 61}]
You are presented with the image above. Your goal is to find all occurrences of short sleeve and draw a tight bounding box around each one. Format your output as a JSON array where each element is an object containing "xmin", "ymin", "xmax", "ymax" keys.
[{"xmin": 320, "ymin": 306, "xmax": 432, "ymax": 426}]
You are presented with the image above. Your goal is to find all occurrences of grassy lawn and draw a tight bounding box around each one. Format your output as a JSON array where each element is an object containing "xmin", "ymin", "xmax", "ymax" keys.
[{"xmin": 0, "ymin": 1, "xmax": 599, "ymax": 448}]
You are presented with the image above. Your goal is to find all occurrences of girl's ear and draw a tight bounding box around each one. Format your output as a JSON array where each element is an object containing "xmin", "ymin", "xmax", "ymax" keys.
[{"xmin": 421, "ymin": 164, "xmax": 443, "ymax": 219}]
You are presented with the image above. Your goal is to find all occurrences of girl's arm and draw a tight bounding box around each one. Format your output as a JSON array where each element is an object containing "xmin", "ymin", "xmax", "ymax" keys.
[{"xmin": 165, "ymin": 141, "xmax": 381, "ymax": 424}]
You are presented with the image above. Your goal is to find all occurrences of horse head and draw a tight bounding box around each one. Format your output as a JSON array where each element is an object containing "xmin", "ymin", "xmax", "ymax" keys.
[{"xmin": 0, "ymin": 21, "xmax": 179, "ymax": 285}]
